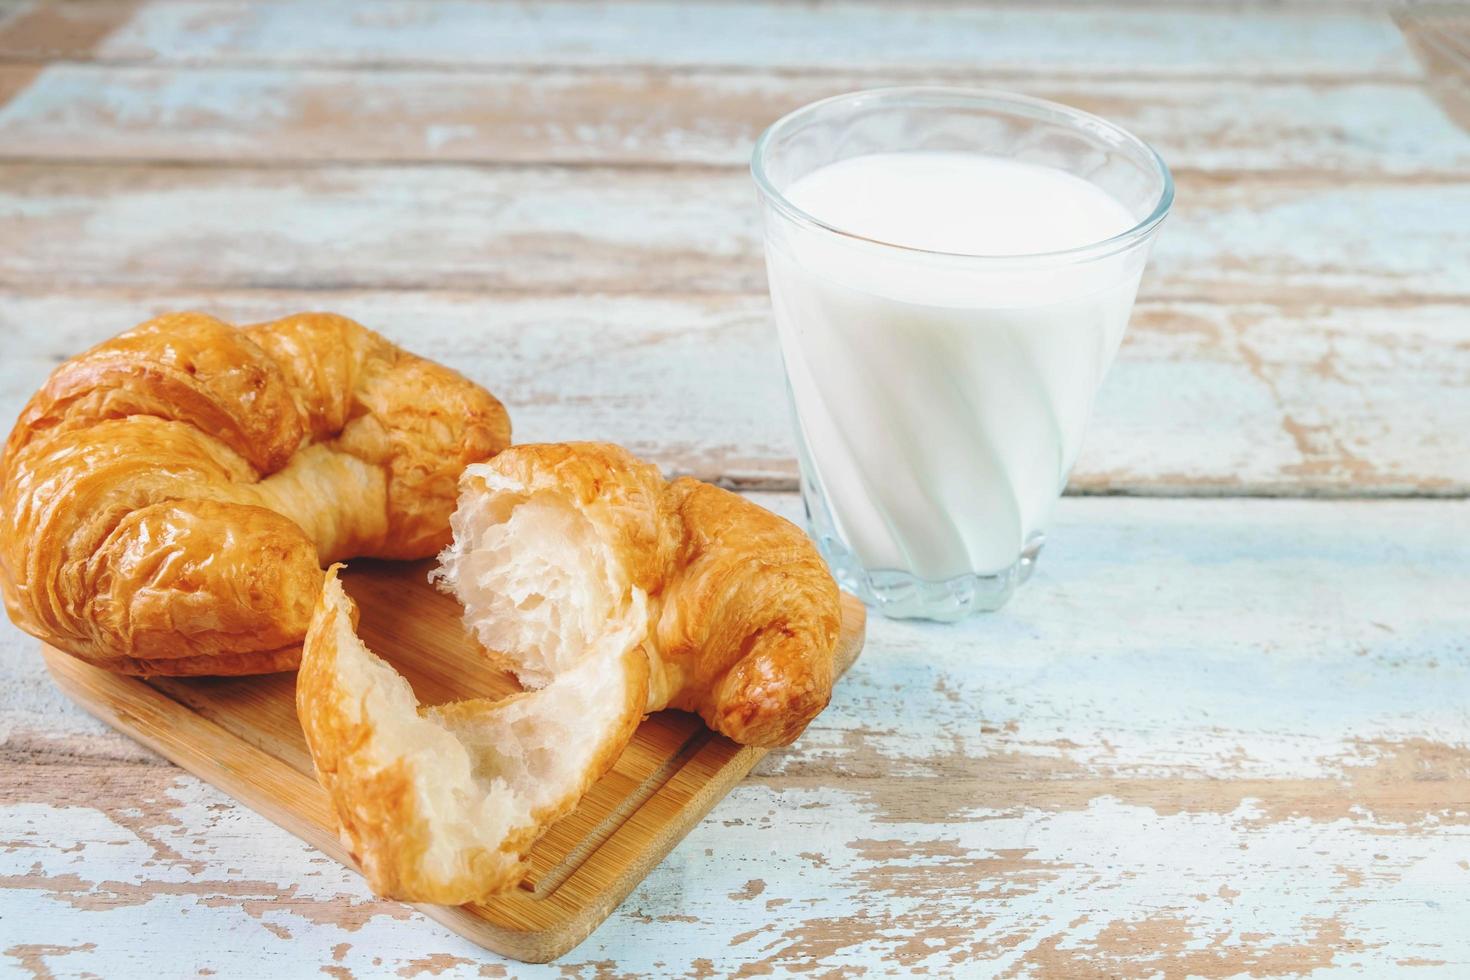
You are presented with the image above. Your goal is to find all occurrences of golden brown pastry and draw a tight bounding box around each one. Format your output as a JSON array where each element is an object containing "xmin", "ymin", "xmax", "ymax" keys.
[
  {"xmin": 435, "ymin": 442, "xmax": 842, "ymax": 746},
  {"xmin": 296, "ymin": 442, "xmax": 840, "ymax": 903},
  {"xmin": 0, "ymin": 312, "xmax": 510, "ymax": 675}
]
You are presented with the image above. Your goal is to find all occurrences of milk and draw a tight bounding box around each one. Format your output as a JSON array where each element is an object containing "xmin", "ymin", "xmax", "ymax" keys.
[{"xmin": 765, "ymin": 152, "xmax": 1144, "ymax": 583}]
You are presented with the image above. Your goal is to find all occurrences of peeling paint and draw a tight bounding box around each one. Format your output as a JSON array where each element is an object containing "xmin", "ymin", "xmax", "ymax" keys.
[{"xmin": 3, "ymin": 942, "xmax": 97, "ymax": 980}]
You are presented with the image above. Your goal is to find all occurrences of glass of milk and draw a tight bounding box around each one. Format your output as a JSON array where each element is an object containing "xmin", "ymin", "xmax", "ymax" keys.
[{"xmin": 752, "ymin": 88, "xmax": 1173, "ymax": 620}]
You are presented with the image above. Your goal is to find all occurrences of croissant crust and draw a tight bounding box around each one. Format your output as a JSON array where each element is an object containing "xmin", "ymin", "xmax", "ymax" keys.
[
  {"xmin": 436, "ymin": 442, "xmax": 843, "ymax": 748},
  {"xmin": 0, "ymin": 311, "xmax": 510, "ymax": 675}
]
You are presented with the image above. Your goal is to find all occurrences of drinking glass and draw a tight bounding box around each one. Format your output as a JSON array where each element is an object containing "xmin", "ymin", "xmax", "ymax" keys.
[{"xmin": 752, "ymin": 88, "xmax": 1173, "ymax": 620}]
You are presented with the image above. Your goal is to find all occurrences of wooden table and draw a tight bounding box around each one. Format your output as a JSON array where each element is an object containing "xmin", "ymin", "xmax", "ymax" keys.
[{"xmin": 1, "ymin": 2, "xmax": 1467, "ymax": 976}]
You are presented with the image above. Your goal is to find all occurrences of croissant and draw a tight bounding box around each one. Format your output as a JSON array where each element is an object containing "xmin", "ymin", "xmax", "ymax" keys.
[
  {"xmin": 0, "ymin": 312, "xmax": 510, "ymax": 675},
  {"xmin": 297, "ymin": 442, "xmax": 840, "ymax": 902},
  {"xmin": 435, "ymin": 442, "xmax": 842, "ymax": 746}
]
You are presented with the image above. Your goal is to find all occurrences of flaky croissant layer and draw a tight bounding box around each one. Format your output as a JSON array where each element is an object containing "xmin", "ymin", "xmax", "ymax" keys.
[{"xmin": 0, "ymin": 312, "xmax": 510, "ymax": 675}]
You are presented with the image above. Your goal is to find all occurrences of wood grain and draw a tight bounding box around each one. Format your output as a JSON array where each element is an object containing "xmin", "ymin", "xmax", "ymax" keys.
[
  {"xmin": 0, "ymin": 289, "xmax": 1465, "ymax": 498},
  {"xmin": 3, "ymin": 164, "xmax": 1466, "ymax": 304},
  {"xmin": 0, "ymin": 2, "xmax": 1423, "ymax": 78},
  {"xmin": 2, "ymin": 66, "xmax": 1465, "ymax": 176}
]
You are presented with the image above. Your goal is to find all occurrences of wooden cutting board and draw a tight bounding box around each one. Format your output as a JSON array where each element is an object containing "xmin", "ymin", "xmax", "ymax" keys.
[{"xmin": 40, "ymin": 559, "xmax": 866, "ymax": 963}]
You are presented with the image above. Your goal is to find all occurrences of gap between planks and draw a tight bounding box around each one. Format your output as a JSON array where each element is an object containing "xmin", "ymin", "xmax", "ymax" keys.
[
  {"xmin": 0, "ymin": 58, "xmax": 1431, "ymax": 86},
  {"xmin": 1, "ymin": 157, "xmax": 1467, "ymax": 185}
]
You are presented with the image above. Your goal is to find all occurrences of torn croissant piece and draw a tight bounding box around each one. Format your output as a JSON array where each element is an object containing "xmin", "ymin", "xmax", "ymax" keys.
[
  {"xmin": 297, "ymin": 567, "xmax": 647, "ymax": 905},
  {"xmin": 297, "ymin": 442, "xmax": 841, "ymax": 903},
  {"xmin": 0, "ymin": 311, "xmax": 509, "ymax": 675}
]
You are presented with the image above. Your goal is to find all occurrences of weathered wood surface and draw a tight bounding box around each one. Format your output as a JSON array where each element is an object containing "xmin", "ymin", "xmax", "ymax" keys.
[
  {"xmin": 0, "ymin": 1, "xmax": 1466, "ymax": 501},
  {"xmin": 5, "ymin": 495, "xmax": 1469, "ymax": 976},
  {"xmin": 3, "ymin": 67, "xmax": 1467, "ymax": 175},
  {"xmin": 4, "ymin": 165, "xmax": 1467, "ymax": 305},
  {"xmin": 0, "ymin": 2, "xmax": 1426, "ymax": 76},
  {"xmin": 1, "ymin": 0, "xmax": 1467, "ymax": 975},
  {"xmin": 1, "ymin": 289, "xmax": 1466, "ymax": 497}
]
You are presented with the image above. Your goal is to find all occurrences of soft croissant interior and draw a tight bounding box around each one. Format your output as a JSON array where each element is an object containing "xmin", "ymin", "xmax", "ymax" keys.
[
  {"xmin": 431, "ymin": 481, "xmax": 649, "ymax": 687},
  {"xmin": 298, "ymin": 567, "xmax": 647, "ymax": 904}
]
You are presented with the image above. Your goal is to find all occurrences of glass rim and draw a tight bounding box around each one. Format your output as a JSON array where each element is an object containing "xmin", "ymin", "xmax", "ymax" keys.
[{"xmin": 751, "ymin": 86, "xmax": 1175, "ymax": 265}]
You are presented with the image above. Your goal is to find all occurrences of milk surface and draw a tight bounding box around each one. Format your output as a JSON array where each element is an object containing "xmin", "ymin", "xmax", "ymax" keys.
[{"xmin": 767, "ymin": 151, "xmax": 1142, "ymax": 580}]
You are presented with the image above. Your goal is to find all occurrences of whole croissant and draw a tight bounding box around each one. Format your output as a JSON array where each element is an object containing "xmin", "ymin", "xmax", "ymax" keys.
[
  {"xmin": 297, "ymin": 442, "xmax": 841, "ymax": 903},
  {"xmin": 0, "ymin": 312, "xmax": 510, "ymax": 675}
]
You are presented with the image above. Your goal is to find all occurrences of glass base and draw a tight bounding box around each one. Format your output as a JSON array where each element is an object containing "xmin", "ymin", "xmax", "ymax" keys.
[{"xmin": 815, "ymin": 532, "xmax": 1044, "ymax": 622}]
